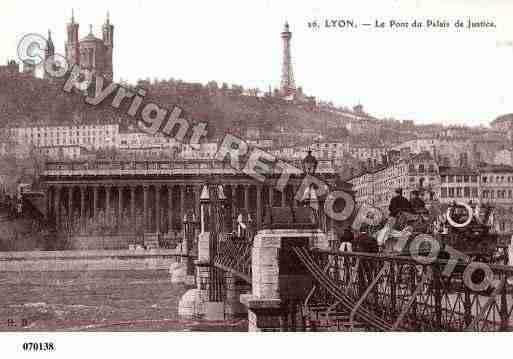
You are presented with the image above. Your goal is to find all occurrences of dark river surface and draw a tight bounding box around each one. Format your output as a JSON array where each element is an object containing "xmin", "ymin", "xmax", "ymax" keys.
[{"xmin": 0, "ymin": 270, "xmax": 247, "ymax": 331}]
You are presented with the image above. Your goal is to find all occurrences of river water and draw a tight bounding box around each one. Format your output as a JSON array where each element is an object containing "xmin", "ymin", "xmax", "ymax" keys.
[{"xmin": 0, "ymin": 270, "xmax": 247, "ymax": 331}]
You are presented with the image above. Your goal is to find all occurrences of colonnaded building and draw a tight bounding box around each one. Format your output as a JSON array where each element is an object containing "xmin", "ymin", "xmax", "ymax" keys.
[{"xmin": 39, "ymin": 157, "xmax": 346, "ymax": 250}]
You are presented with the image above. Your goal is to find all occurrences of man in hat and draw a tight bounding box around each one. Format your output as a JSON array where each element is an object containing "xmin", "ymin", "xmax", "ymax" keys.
[
  {"xmin": 353, "ymin": 224, "xmax": 378, "ymax": 253},
  {"xmin": 339, "ymin": 228, "xmax": 354, "ymax": 252},
  {"xmin": 410, "ymin": 190, "xmax": 426, "ymax": 214},
  {"xmin": 388, "ymin": 188, "xmax": 412, "ymax": 217}
]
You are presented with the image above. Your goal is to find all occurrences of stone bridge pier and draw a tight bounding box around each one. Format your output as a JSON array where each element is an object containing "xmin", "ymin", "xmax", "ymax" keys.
[
  {"xmin": 170, "ymin": 213, "xmax": 197, "ymax": 285},
  {"xmin": 241, "ymin": 212, "xmax": 329, "ymax": 331}
]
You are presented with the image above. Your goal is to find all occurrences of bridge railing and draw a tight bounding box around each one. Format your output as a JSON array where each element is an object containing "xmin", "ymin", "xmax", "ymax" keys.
[
  {"xmin": 213, "ymin": 233, "xmax": 253, "ymax": 283},
  {"xmin": 298, "ymin": 248, "xmax": 513, "ymax": 331}
]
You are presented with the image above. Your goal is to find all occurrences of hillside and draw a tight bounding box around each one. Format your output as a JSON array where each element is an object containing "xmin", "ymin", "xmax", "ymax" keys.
[{"xmin": 0, "ymin": 74, "xmax": 411, "ymax": 146}]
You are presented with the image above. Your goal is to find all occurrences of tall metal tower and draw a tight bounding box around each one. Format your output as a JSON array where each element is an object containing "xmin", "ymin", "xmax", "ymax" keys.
[{"xmin": 280, "ymin": 22, "xmax": 296, "ymax": 97}]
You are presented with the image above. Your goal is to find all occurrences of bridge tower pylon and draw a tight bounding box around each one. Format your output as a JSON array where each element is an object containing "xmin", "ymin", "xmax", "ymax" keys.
[
  {"xmin": 178, "ymin": 182, "xmax": 231, "ymax": 320},
  {"xmin": 241, "ymin": 206, "xmax": 329, "ymax": 331}
]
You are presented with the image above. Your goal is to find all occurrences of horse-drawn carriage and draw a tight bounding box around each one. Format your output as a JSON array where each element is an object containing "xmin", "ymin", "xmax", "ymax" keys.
[
  {"xmin": 438, "ymin": 202, "xmax": 509, "ymax": 264},
  {"xmin": 358, "ymin": 201, "xmax": 510, "ymax": 265}
]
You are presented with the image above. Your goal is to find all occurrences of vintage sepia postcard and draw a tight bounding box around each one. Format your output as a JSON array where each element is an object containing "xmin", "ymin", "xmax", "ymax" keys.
[{"xmin": 0, "ymin": 0, "xmax": 512, "ymax": 357}]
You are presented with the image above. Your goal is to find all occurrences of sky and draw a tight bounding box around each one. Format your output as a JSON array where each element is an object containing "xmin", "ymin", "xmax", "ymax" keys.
[{"xmin": 0, "ymin": 0, "xmax": 512, "ymax": 126}]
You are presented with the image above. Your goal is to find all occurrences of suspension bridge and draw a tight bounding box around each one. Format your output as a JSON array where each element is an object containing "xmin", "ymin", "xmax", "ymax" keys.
[
  {"xmin": 38, "ymin": 159, "xmax": 513, "ymax": 331},
  {"xmin": 175, "ymin": 197, "xmax": 513, "ymax": 332}
]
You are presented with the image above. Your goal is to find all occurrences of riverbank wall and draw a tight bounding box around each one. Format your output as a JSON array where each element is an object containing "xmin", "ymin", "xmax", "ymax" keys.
[{"xmin": 0, "ymin": 249, "xmax": 180, "ymax": 271}]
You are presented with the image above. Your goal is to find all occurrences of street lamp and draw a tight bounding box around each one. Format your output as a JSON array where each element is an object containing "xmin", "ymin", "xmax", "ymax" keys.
[
  {"xmin": 216, "ymin": 184, "xmax": 227, "ymax": 235},
  {"xmin": 182, "ymin": 213, "xmax": 189, "ymax": 257},
  {"xmin": 301, "ymin": 183, "xmax": 319, "ymax": 210},
  {"xmin": 302, "ymin": 150, "xmax": 318, "ymax": 175},
  {"xmin": 301, "ymin": 151, "xmax": 320, "ymax": 228},
  {"xmin": 217, "ymin": 184, "xmax": 227, "ymax": 206},
  {"xmin": 200, "ymin": 183, "xmax": 210, "ymax": 233},
  {"xmin": 417, "ymin": 181, "xmax": 435, "ymax": 201},
  {"xmin": 199, "ymin": 182, "xmax": 226, "ymax": 234}
]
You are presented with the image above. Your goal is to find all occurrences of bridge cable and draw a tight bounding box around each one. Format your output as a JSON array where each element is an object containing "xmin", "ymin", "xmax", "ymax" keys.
[
  {"xmin": 292, "ymin": 246, "xmax": 394, "ymax": 331},
  {"xmin": 292, "ymin": 247, "xmax": 392, "ymax": 330}
]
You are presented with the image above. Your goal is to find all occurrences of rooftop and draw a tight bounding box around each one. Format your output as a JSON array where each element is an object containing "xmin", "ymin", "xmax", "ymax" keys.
[
  {"xmin": 438, "ymin": 166, "xmax": 478, "ymax": 175},
  {"xmin": 491, "ymin": 113, "xmax": 513, "ymax": 125},
  {"xmin": 478, "ymin": 163, "xmax": 513, "ymax": 173},
  {"xmin": 81, "ymin": 33, "xmax": 102, "ymax": 42}
]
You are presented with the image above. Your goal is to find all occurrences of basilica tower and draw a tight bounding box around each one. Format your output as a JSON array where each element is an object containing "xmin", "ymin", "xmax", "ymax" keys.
[
  {"xmin": 65, "ymin": 10, "xmax": 80, "ymax": 67},
  {"xmin": 102, "ymin": 11, "xmax": 114, "ymax": 81},
  {"xmin": 63, "ymin": 10, "xmax": 114, "ymax": 81},
  {"xmin": 44, "ymin": 30, "xmax": 55, "ymax": 80}
]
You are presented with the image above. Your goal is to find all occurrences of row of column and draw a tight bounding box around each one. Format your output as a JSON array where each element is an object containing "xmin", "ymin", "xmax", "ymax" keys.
[
  {"xmin": 47, "ymin": 183, "xmax": 306, "ymax": 233},
  {"xmin": 49, "ymin": 184, "xmax": 195, "ymax": 233}
]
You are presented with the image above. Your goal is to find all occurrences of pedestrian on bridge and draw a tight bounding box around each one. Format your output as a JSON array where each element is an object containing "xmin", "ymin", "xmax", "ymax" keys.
[
  {"xmin": 389, "ymin": 188, "xmax": 412, "ymax": 217},
  {"xmin": 339, "ymin": 228, "xmax": 354, "ymax": 252},
  {"xmin": 353, "ymin": 224, "xmax": 379, "ymax": 253}
]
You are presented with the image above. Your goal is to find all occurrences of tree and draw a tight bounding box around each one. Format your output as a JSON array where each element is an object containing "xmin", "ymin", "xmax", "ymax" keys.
[
  {"xmin": 207, "ymin": 81, "xmax": 219, "ymax": 91},
  {"xmin": 231, "ymin": 84, "xmax": 243, "ymax": 96}
]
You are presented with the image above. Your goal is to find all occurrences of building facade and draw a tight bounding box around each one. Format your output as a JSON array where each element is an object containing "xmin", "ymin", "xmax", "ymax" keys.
[
  {"xmin": 349, "ymin": 152, "xmax": 440, "ymax": 214},
  {"xmin": 479, "ymin": 165, "xmax": 513, "ymax": 233},
  {"xmin": 439, "ymin": 167, "xmax": 480, "ymax": 204},
  {"xmin": 37, "ymin": 145, "xmax": 85, "ymax": 159},
  {"xmin": 491, "ymin": 114, "xmax": 513, "ymax": 132},
  {"xmin": 1, "ymin": 124, "xmax": 119, "ymax": 158},
  {"xmin": 351, "ymin": 156, "xmax": 513, "ymax": 234}
]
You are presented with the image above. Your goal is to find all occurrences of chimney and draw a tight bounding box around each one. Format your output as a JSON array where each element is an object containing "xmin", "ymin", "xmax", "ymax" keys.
[
  {"xmin": 431, "ymin": 145, "xmax": 438, "ymax": 162},
  {"xmin": 459, "ymin": 152, "xmax": 469, "ymax": 168}
]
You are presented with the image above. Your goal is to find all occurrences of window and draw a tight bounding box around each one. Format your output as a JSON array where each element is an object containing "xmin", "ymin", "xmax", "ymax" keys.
[
  {"xmin": 464, "ymin": 187, "xmax": 470, "ymax": 197},
  {"xmin": 483, "ymin": 190, "xmax": 489, "ymax": 199},
  {"xmin": 448, "ymin": 175, "xmax": 454, "ymax": 183},
  {"xmin": 456, "ymin": 176, "xmax": 462, "ymax": 183},
  {"xmin": 441, "ymin": 176, "xmax": 447, "ymax": 183},
  {"xmin": 441, "ymin": 187, "xmax": 447, "ymax": 198},
  {"xmin": 456, "ymin": 188, "xmax": 462, "ymax": 197},
  {"xmin": 472, "ymin": 188, "xmax": 478, "ymax": 198},
  {"xmin": 482, "ymin": 176, "xmax": 487, "ymax": 183},
  {"xmin": 463, "ymin": 176, "xmax": 469, "ymax": 183},
  {"xmin": 448, "ymin": 188, "xmax": 455, "ymax": 197},
  {"xmin": 418, "ymin": 164, "xmax": 425, "ymax": 173},
  {"xmin": 471, "ymin": 175, "xmax": 477, "ymax": 183}
]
